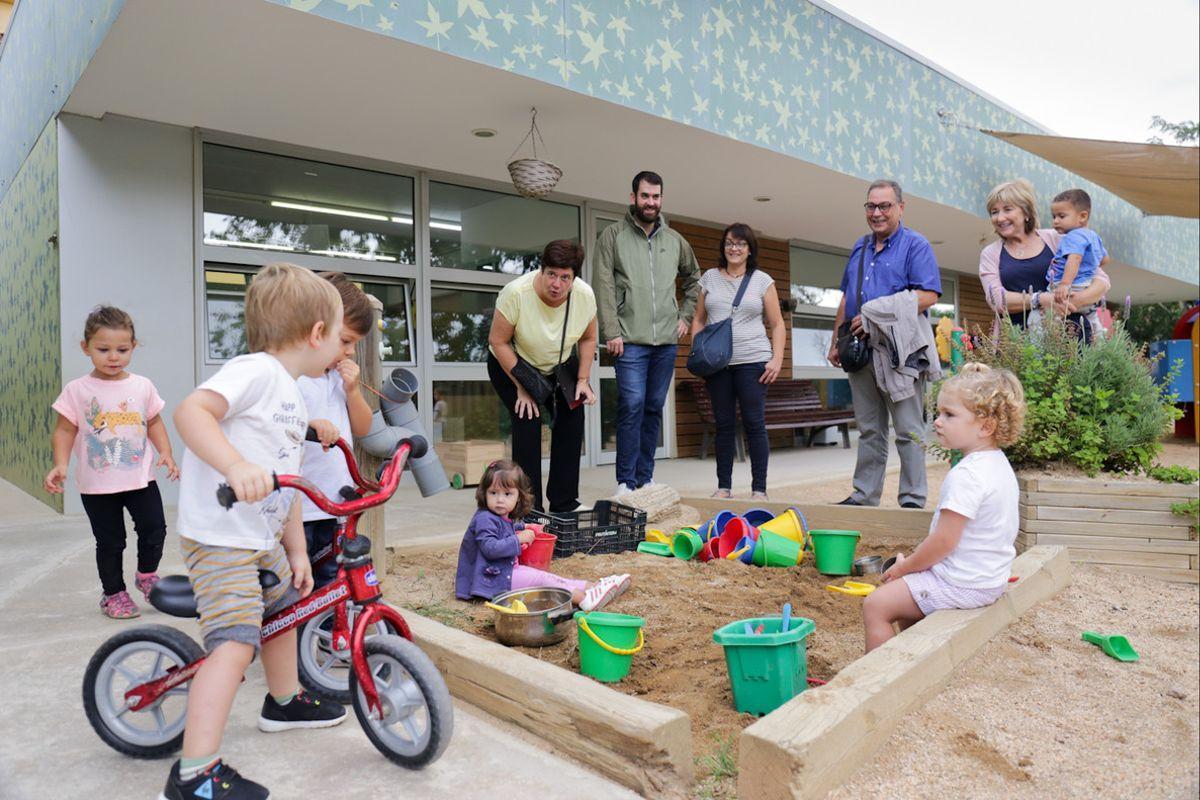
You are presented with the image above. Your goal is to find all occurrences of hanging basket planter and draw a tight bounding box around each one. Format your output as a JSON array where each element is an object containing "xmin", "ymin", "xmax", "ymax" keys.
[
  {"xmin": 507, "ymin": 158, "xmax": 563, "ymax": 199},
  {"xmin": 507, "ymin": 107, "xmax": 562, "ymax": 199}
]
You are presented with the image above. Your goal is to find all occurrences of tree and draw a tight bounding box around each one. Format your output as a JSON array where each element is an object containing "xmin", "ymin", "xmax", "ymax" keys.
[{"xmin": 1148, "ymin": 116, "xmax": 1199, "ymax": 145}]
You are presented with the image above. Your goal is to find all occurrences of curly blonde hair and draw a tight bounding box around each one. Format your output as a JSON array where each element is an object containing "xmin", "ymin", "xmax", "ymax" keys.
[{"xmin": 941, "ymin": 363, "xmax": 1026, "ymax": 447}]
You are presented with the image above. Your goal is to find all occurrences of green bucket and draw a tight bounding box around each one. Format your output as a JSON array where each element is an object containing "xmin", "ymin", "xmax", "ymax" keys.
[
  {"xmin": 671, "ymin": 529, "xmax": 704, "ymax": 560},
  {"xmin": 809, "ymin": 529, "xmax": 861, "ymax": 575},
  {"xmin": 751, "ymin": 530, "xmax": 802, "ymax": 568},
  {"xmin": 712, "ymin": 616, "xmax": 816, "ymax": 715},
  {"xmin": 574, "ymin": 611, "xmax": 645, "ymax": 683}
]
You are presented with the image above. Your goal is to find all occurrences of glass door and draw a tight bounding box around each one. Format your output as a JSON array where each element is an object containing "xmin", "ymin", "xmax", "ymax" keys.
[{"xmin": 584, "ymin": 211, "xmax": 671, "ymax": 466}]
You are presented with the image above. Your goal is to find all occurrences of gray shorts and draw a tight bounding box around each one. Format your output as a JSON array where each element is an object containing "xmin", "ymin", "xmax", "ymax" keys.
[{"xmin": 181, "ymin": 538, "xmax": 301, "ymax": 653}]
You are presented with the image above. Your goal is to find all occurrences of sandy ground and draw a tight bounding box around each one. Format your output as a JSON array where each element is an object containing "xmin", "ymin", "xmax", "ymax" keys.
[
  {"xmin": 385, "ymin": 537, "xmax": 914, "ymax": 792},
  {"xmin": 838, "ymin": 566, "xmax": 1199, "ymax": 799}
]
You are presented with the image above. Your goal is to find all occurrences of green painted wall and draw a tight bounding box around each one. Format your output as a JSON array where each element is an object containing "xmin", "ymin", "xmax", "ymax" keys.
[{"xmin": 0, "ymin": 122, "xmax": 62, "ymax": 510}]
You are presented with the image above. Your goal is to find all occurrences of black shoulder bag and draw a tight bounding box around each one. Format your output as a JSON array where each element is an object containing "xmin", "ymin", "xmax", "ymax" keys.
[
  {"xmin": 836, "ymin": 238, "xmax": 872, "ymax": 373},
  {"xmin": 508, "ymin": 292, "xmax": 581, "ymax": 413}
]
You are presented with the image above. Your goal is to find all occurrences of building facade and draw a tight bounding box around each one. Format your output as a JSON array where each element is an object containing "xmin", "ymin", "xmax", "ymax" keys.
[{"xmin": 2, "ymin": 0, "xmax": 1196, "ymax": 512}]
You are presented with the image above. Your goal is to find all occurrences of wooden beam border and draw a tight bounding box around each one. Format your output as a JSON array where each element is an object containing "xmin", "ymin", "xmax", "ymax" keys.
[{"xmin": 736, "ymin": 546, "xmax": 1072, "ymax": 800}]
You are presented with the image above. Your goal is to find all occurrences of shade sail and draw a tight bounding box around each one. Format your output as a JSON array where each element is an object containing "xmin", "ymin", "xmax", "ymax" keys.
[{"xmin": 983, "ymin": 130, "xmax": 1200, "ymax": 218}]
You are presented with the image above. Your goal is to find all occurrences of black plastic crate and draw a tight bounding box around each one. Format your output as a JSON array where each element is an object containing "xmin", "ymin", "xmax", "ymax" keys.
[{"xmin": 526, "ymin": 501, "xmax": 646, "ymax": 557}]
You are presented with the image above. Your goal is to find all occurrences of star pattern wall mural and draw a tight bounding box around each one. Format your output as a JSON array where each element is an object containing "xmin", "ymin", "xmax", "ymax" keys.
[{"xmin": 267, "ymin": 0, "xmax": 1195, "ymax": 280}]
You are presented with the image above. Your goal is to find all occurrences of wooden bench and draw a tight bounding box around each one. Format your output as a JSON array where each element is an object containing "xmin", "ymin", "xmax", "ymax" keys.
[{"xmin": 684, "ymin": 379, "xmax": 854, "ymax": 460}]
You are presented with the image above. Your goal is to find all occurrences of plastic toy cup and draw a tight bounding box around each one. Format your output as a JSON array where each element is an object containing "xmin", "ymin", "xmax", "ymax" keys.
[
  {"xmin": 517, "ymin": 531, "xmax": 557, "ymax": 570},
  {"xmin": 718, "ymin": 518, "xmax": 759, "ymax": 559},
  {"xmin": 759, "ymin": 507, "xmax": 808, "ymax": 546},
  {"xmin": 751, "ymin": 530, "xmax": 803, "ymax": 567},
  {"xmin": 742, "ymin": 508, "xmax": 775, "ymax": 527},
  {"xmin": 671, "ymin": 530, "xmax": 704, "ymax": 560},
  {"xmin": 698, "ymin": 537, "xmax": 721, "ymax": 562},
  {"xmin": 808, "ymin": 530, "xmax": 861, "ymax": 575}
]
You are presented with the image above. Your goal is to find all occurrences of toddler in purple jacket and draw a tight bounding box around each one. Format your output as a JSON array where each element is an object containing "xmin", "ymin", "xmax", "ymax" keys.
[{"xmin": 455, "ymin": 460, "xmax": 630, "ymax": 611}]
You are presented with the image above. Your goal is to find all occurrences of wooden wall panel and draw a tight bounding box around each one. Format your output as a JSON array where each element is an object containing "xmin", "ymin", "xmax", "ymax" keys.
[
  {"xmin": 958, "ymin": 273, "xmax": 994, "ymax": 338},
  {"xmin": 670, "ymin": 220, "xmax": 793, "ymax": 457}
]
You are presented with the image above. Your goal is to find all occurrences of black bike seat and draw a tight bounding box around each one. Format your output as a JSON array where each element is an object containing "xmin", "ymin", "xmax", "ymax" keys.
[{"xmin": 149, "ymin": 570, "xmax": 280, "ymax": 618}]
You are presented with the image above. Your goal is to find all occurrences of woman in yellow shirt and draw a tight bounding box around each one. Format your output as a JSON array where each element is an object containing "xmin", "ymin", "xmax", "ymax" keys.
[{"xmin": 487, "ymin": 240, "xmax": 598, "ymax": 512}]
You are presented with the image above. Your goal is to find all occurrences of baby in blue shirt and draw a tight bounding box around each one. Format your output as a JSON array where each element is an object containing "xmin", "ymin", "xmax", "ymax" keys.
[{"xmin": 1048, "ymin": 188, "xmax": 1107, "ymax": 311}]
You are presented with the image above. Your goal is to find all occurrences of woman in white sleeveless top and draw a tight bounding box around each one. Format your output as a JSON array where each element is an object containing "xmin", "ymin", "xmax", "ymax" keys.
[{"xmin": 689, "ymin": 223, "xmax": 786, "ymax": 500}]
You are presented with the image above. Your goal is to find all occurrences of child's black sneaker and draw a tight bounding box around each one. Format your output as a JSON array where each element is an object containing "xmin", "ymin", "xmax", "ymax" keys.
[
  {"xmin": 257, "ymin": 690, "xmax": 346, "ymax": 732},
  {"xmin": 160, "ymin": 759, "xmax": 268, "ymax": 800}
]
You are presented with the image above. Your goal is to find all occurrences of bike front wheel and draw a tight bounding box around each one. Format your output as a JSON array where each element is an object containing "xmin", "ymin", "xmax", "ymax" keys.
[
  {"xmin": 298, "ymin": 604, "xmax": 399, "ymax": 703},
  {"xmin": 82, "ymin": 624, "xmax": 203, "ymax": 758},
  {"xmin": 349, "ymin": 635, "xmax": 454, "ymax": 769}
]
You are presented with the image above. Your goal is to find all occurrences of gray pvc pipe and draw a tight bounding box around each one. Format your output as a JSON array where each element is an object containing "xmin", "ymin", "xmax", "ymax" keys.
[{"xmin": 356, "ymin": 368, "xmax": 450, "ymax": 497}]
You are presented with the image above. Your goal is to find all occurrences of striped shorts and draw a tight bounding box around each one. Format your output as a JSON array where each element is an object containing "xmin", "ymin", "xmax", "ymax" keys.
[
  {"xmin": 901, "ymin": 569, "xmax": 1006, "ymax": 616},
  {"xmin": 180, "ymin": 538, "xmax": 300, "ymax": 653}
]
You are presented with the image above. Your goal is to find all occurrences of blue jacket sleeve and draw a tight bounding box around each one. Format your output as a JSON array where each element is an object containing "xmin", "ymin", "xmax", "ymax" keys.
[{"xmin": 475, "ymin": 514, "xmax": 522, "ymax": 561}]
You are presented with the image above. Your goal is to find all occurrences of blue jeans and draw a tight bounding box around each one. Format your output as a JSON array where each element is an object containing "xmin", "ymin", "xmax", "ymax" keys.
[
  {"xmin": 704, "ymin": 362, "xmax": 769, "ymax": 493},
  {"xmin": 614, "ymin": 343, "xmax": 677, "ymax": 489}
]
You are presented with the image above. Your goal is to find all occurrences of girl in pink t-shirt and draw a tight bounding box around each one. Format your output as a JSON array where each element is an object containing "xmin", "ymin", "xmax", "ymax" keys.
[{"xmin": 44, "ymin": 307, "xmax": 179, "ymax": 619}]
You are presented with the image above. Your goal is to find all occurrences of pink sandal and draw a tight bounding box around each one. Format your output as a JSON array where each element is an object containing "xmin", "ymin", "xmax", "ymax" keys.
[{"xmin": 100, "ymin": 591, "xmax": 140, "ymax": 619}]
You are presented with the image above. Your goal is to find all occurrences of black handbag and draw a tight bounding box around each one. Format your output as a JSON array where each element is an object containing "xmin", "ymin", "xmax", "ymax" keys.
[
  {"xmin": 836, "ymin": 238, "xmax": 872, "ymax": 373},
  {"xmin": 509, "ymin": 292, "xmax": 581, "ymax": 413},
  {"xmin": 686, "ymin": 270, "xmax": 753, "ymax": 377}
]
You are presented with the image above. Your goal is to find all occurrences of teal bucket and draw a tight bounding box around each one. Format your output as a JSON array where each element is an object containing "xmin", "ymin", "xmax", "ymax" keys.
[{"xmin": 713, "ymin": 616, "xmax": 816, "ymax": 715}]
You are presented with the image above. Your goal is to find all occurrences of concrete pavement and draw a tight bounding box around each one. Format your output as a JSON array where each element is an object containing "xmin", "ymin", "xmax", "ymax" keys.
[{"xmin": 0, "ymin": 480, "xmax": 637, "ymax": 800}]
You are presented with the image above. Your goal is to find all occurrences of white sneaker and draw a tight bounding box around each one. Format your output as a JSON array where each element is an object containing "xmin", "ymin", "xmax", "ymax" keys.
[
  {"xmin": 613, "ymin": 483, "xmax": 633, "ymax": 499},
  {"xmin": 579, "ymin": 574, "xmax": 632, "ymax": 612}
]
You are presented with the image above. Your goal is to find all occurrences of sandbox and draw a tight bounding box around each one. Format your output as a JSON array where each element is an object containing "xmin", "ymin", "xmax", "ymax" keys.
[{"xmin": 384, "ymin": 502, "xmax": 1070, "ymax": 798}]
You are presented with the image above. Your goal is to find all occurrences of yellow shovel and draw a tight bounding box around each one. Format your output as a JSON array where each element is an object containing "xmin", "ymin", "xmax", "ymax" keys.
[
  {"xmin": 644, "ymin": 528, "xmax": 672, "ymax": 545},
  {"xmin": 825, "ymin": 580, "xmax": 876, "ymax": 597},
  {"xmin": 485, "ymin": 598, "xmax": 529, "ymax": 614}
]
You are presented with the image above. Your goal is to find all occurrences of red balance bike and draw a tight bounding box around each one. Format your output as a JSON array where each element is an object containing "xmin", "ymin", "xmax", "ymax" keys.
[{"xmin": 82, "ymin": 435, "xmax": 453, "ymax": 769}]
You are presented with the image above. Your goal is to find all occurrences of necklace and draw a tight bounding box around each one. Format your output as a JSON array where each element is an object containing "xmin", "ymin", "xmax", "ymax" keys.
[
  {"xmin": 725, "ymin": 267, "xmax": 746, "ymax": 279},
  {"xmin": 1005, "ymin": 236, "xmax": 1040, "ymax": 259}
]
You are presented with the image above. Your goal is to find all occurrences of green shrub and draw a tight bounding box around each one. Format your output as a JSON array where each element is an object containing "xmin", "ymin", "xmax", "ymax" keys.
[
  {"xmin": 945, "ymin": 316, "xmax": 1181, "ymax": 475},
  {"xmin": 1148, "ymin": 465, "xmax": 1200, "ymax": 484},
  {"xmin": 1171, "ymin": 498, "xmax": 1199, "ymax": 538}
]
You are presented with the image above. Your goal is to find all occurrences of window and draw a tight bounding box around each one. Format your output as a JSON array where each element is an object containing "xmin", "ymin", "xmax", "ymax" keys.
[
  {"xmin": 791, "ymin": 314, "xmax": 836, "ymax": 368},
  {"xmin": 931, "ymin": 274, "xmax": 957, "ymax": 324},
  {"xmin": 428, "ymin": 181, "xmax": 579, "ymax": 273},
  {"xmin": 203, "ymin": 267, "xmax": 414, "ymax": 364},
  {"xmin": 789, "ymin": 245, "xmax": 847, "ymax": 372},
  {"xmin": 203, "ymin": 144, "xmax": 415, "ymax": 264},
  {"xmin": 430, "ymin": 380, "xmax": 510, "ymax": 449},
  {"xmin": 431, "ymin": 286, "xmax": 496, "ymax": 363},
  {"xmin": 789, "ymin": 245, "xmax": 847, "ymax": 311}
]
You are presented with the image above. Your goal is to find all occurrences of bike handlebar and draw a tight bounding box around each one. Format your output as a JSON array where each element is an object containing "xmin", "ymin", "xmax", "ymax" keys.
[{"xmin": 215, "ymin": 430, "xmax": 427, "ymax": 517}]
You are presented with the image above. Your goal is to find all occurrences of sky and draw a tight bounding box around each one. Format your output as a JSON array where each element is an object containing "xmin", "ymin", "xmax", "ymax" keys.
[{"xmin": 825, "ymin": 0, "xmax": 1200, "ymax": 144}]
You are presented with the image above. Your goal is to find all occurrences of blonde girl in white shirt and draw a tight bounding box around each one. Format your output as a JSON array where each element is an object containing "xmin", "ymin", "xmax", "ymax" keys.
[{"xmin": 863, "ymin": 363, "xmax": 1026, "ymax": 652}]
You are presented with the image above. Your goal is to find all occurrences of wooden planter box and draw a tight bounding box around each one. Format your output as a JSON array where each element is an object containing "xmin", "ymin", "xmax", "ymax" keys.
[
  {"xmin": 434, "ymin": 439, "xmax": 505, "ymax": 486},
  {"xmin": 1017, "ymin": 475, "xmax": 1198, "ymax": 583}
]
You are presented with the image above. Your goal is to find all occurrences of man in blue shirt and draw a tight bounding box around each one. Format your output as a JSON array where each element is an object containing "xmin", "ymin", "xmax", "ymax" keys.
[{"xmin": 827, "ymin": 180, "xmax": 941, "ymax": 508}]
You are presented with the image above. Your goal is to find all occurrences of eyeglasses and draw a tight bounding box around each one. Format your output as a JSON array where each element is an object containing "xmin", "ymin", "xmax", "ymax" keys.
[
  {"xmin": 723, "ymin": 241, "xmax": 749, "ymax": 251},
  {"xmin": 863, "ymin": 202, "xmax": 896, "ymax": 214}
]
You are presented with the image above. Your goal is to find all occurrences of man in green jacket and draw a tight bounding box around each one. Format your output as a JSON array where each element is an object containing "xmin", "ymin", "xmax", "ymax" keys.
[{"xmin": 592, "ymin": 171, "xmax": 701, "ymax": 495}]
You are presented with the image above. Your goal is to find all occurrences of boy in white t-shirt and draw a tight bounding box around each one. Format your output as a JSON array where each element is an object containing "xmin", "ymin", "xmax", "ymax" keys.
[
  {"xmin": 162, "ymin": 263, "xmax": 346, "ymax": 800},
  {"xmin": 300, "ymin": 273, "xmax": 375, "ymax": 588},
  {"xmin": 863, "ymin": 363, "xmax": 1027, "ymax": 653}
]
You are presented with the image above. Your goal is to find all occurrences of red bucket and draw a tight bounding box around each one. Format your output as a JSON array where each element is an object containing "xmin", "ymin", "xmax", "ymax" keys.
[
  {"xmin": 698, "ymin": 536, "xmax": 721, "ymax": 563},
  {"xmin": 518, "ymin": 531, "xmax": 557, "ymax": 570},
  {"xmin": 718, "ymin": 518, "xmax": 760, "ymax": 559}
]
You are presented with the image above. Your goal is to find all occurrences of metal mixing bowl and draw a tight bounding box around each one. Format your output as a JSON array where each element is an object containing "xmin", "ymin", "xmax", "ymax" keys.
[
  {"xmin": 489, "ymin": 587, "xmax": 575, "ymax": 647},
  {"xmin": 852, "ymin": 555, "xmax": 883, "ymax": 576}
]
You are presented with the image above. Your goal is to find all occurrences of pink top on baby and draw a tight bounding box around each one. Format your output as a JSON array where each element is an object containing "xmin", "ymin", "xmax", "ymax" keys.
[{"xmin": 52, "ymin": 373, "xmax": 165, "ymax": 495}]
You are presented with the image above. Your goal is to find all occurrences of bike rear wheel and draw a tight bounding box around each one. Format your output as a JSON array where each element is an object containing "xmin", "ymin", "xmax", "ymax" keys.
[
  {"xmin": 298, "ymin": 604, "xmax": 398, "ymax": 703},
  {"xmin": 82, "ymin": 625, "xmax": 203, "ymax": 758},
  {"xmin": 349, "ymin": 635, "xmax": 453, "ymax": 768}
]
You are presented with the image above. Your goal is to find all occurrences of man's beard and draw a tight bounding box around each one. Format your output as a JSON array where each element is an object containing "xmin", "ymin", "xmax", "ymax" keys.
[{"xmin": 633, "ymin": 203, "xmax": 660, "ymax": 224}]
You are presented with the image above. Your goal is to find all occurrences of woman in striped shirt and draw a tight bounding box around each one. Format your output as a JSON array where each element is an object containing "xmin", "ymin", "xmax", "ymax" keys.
[{"xmin": 690, "ymin": 223, "xmax": 786, "ymax": 500}]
